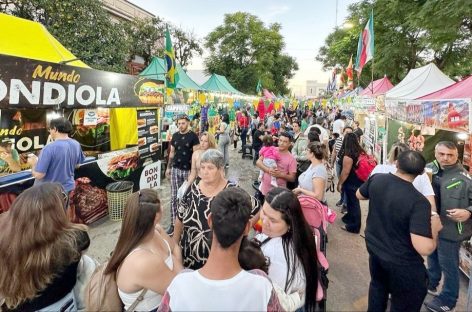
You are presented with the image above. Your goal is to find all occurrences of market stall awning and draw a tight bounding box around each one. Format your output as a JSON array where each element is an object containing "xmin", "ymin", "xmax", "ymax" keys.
[
  {"xmin": 201, "ymin": 74, "xmax": 245, "ymax": 95},
  {"xmin": 139, "ymin": 56, "xmax": 167, "ymax": 80},
  {"xmin": 419, "ymin": 76, "xmax": 472, "ymax": 99},
  {"xmin": 386, "ymin": 63, "xmax": 454, "ymax": 99},
  {"xmin": 140, "ymin": 57, "xmax": 204, "ymax": 91},
  {"xmin": 0, "ymin": 13, "xmax": 88, "ymax": 68},
  {"xmin": 360, "ymin": 76, "xmax": 394, "ymax": 96}
]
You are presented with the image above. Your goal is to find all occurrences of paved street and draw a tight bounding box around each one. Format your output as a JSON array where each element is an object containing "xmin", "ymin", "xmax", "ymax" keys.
[{"xmin": 86, "ymin": 147, "xmax": 468, "ymax": 311}]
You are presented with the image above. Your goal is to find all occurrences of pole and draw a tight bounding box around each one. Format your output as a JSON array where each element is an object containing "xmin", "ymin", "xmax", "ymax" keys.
[{"xmin": 335, "ymin": 0, "xmax": 338, "ymax": 27}]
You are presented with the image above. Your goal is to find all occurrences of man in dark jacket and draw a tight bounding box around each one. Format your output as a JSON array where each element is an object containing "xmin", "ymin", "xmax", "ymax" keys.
[{"xmin": 424, "ymin": 141, "xmax": 472, "ymax": 312}]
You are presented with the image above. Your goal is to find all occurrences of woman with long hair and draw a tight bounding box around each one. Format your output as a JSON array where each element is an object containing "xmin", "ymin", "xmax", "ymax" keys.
[
  {"xmin": 293, "ymin": 142, "xmax": 328, "ymax": 202},
  {"xmin": 256, "ymin": 187, "xmax": 318, "ymax": 312},
  {"xmin": 186, "ymin": 132, "xmax": 217, "ymax": 185},
  {"xmin": 0, "ymin": 183, "xmax": 89, "ymax": 312},
  {"xmin": 105, "ymin": 189, "xmax": 183, "ymax": 311},
  {"xmin": 337, "ymin": 132, "xmax": 365, "ymax": 233}
]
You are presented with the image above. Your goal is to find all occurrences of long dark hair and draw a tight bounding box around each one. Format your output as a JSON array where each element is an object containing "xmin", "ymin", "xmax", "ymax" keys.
[
  {"xmin": 342, "ymin": 132, "xmax": 365, "ymax": 159},
  {"xmin": 105, "ymin": 189, "xmax": 160, "ymax": 274},
  {"xmin": 264, "ymin": 187, "xmax": 318, "ymax": 312}
]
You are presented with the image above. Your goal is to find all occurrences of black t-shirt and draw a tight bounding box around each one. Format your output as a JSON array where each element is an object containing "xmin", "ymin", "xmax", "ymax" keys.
[
  {"xmin": 253, "ymin": 129, "xmax": 264, "ymax": 148},
  {"xmin": 171, "ymin": 131, "xmax": 199, "ymax": 170},
  {"xmin": 359, "ymin": 173, "xmax": 432, "ymax": 265}
]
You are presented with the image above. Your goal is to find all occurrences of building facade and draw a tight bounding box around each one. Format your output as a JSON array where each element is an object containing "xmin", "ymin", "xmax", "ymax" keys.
[{"xmin": 306, "ymin": 80, "xmax": 326, "ymax": 97}]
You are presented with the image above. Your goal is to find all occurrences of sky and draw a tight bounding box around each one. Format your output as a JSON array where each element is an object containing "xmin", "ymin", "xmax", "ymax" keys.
[{"xmin": 129, "ymin": 0, "xmax": 358, "ymax": 95}]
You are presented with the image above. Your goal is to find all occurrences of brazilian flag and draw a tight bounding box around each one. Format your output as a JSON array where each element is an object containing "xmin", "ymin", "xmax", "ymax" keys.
[{"xmin": 165, "ymin": 28, "xmax": 179, "ymax": 89}]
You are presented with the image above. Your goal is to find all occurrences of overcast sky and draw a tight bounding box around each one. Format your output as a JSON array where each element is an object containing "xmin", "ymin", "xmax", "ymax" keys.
[{"xmin": 129, "ymin": 0, "xmax": 358, "ymax": 94}]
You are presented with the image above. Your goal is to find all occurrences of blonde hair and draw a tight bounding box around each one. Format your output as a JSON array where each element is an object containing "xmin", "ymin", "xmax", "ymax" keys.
[
  {"xmin": 0, "ymin": 183, "xmax": 86, "ymax": 309},
  {"xmin": 200, "ymin": 132, "xmax": 217, "ymax": 149}
]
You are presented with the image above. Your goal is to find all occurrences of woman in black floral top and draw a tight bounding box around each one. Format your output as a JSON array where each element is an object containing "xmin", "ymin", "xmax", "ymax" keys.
[{"xmin": 173, "ymin": 149, "xmax": 260, "ymax": 269}]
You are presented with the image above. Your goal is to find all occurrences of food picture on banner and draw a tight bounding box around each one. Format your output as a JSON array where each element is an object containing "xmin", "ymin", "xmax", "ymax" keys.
[
  {"xmin": 106, "ymin": 151, "xmax": 139, "ymax": 180},
  {"xmin": 134, "ymin": 79, "xmax": 165, "ymax": 105},
  {"xmin": 71, "ymin": 108, "xmax": 110, "ymax": 153},
  {"xmin": 0, "ymin": 139, "xmax": 21, "ymax": 175}
]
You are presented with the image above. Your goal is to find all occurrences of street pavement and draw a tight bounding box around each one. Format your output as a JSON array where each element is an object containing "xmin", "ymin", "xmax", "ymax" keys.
[{"xmin": 86, "ymin": 147, "xmax": 468, "ymax": 311}]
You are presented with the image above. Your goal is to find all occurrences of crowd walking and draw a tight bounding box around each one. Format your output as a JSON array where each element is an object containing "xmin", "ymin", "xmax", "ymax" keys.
[{"xmin": 1, "ymin": 105, "xmax": 472, "ymax": 312}]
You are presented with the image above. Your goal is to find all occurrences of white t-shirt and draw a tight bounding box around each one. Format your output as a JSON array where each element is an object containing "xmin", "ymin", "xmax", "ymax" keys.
[
  {"xmin": 255, "ymin": 234, "xmax": 306, "ymax": 305},
  {"xmin": 160, "ymin": 270, "xmax": 276, "ymax": 311},
  {"xmin": 304, "ymin": 125, "xmax": 329, "ymax": 143},
  {"xmin": 332, "ymin": 119, "xmax": 345, "ymax": 135},
  {"xmin": 370, "ymin": 164, "xmax": 435, "ymax": 197}
]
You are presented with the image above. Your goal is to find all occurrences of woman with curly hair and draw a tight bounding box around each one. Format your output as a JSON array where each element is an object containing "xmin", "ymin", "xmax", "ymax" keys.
[{"xmin": 0, "ymin": 183, "xmax": 89, "ymax": 312}]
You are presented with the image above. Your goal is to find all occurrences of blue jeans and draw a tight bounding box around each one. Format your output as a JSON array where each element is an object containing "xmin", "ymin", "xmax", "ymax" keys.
[
  {"xmin": 427, "ymin": 238, "xmax": 461, "ymax": 307},
  {"xmin": 341, "ymin": 182, "xmax": 362, "ymax": 233},
  {"xmin": 241, "ymin": 127, "xmax": 248, "ymax": 148}
]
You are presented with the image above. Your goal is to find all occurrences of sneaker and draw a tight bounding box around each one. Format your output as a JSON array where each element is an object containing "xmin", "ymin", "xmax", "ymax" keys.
[
  {"xmin": 424, "ymin": 298, "xmax": 455, "ymax": 312},
  {"xmin": 336, "ymin": 199, "xmax": 343, "ymax": 207},
  {"xmin": 225, "ymin": 164, "xmax": 230, "ymax": 169},
  {"xmin": 427, "ymin": 286, "xmax": 439, "ymax": 297}
]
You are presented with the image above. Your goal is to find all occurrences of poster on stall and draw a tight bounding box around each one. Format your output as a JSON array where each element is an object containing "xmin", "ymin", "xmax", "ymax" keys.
[
  {"xmin": 0, "ymin": 109, "xmax": 50, "ymax": 176},
  {"xmin": 387, "ymin": 119, "xmax": 456, "ymax": 163},
  {"xmin": 137, "ymin": 109, "xmax": 159, "ymax": 167},
  {"xmin": 406, "ymin": 102, "xmax": 424, "ymax": 124},
  {"xmin": 423, "ymin": 100, "xmax": 469, "ymax": 132},
  {"xmin": 363, "ymin": 118, "xmax": 377, "ymax": 156},
  {"xmin": 70, "ymin": 108, "xmax": 110, "ymax": 153}
]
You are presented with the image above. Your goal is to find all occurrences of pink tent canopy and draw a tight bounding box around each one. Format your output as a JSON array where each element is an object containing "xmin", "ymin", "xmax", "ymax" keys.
[
  {"xmin": 360, "ymin": 76, "xmax": 394, "ymax": 96},
  {"xmin": 419, "ymin": 76, "xmax": 472, "ymax": 99}
]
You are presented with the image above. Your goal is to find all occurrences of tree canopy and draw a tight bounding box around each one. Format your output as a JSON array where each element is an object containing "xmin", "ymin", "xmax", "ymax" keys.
[
  {"xmin": 204, "ymin": 12, "xmax": 298, "ymax": 95},
  {"xmin": 316, "ymin": 0, "xmax": 472, "ymax": 85},
  {"xmin": 1, "ymin": 0, "xmax": 203, "ymax": 73}
]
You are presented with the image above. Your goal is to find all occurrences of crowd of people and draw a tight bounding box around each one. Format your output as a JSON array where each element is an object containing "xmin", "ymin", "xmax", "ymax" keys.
[{"xmin": 0, "ymin": 104, "xmax": 471, "ymax": 312}]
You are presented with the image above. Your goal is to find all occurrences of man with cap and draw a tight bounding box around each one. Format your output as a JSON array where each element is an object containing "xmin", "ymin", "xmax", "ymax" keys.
[{"xmin": 166, "ymin": 114, "xmax": 200, "ymax": 235}]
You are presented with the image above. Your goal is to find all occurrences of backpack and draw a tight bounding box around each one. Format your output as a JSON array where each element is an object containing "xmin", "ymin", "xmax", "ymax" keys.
[
  {"xmin": 354, "ymin": 153, "xmax": 377, "ymax": 182},
  {"xmin": 85, "ymin": 259, "xmax": 148, "ymax": 312},
  {"xmin": 85, "ymin": 261, "xmax": 123, "ymax": 312}
]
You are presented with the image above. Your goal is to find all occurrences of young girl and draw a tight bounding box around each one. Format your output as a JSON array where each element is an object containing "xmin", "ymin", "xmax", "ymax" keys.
[{"xmin": 258, "ymin": 135, "xmax": 279, "ymax": 187}]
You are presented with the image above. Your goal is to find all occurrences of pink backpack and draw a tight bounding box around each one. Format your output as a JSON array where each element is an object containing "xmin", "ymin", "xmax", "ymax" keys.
[{"xmin": 298, "ymin": 195, "xmax": 334, "ymax": 303}]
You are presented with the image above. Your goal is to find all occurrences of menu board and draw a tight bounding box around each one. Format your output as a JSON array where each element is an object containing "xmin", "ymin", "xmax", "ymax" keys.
[{"xmin": 137, "ymin": 109, "xmax": 159, "ymax": 166}]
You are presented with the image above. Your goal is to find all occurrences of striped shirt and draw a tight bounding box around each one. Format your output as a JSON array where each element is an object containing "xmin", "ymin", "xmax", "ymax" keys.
[{"xmin": 334, "ymin": 136, "xmax": 343, "ymax": 161}]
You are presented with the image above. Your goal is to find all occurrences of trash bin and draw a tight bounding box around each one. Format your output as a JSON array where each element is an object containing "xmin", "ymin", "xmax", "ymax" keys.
[{"xmin": 106, "ymin": 181, "xmax": 134, "ymax": 221}]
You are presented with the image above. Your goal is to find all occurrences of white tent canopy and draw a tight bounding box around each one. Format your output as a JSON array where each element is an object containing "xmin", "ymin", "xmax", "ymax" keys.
[{"xmin": 386, "ymin": 63, "xmax": 454, "ymax": 99}]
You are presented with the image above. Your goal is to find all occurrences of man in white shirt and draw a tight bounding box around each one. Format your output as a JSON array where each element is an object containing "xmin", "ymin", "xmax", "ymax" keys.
[
  {"xmin": 158, "ymin": 188, "xmax": 283, "ymax": 312},
  {"xmin": 332, "ymin": 115, "xmax": 346, "ymax": 136},
  {"xmin": 304, "ymin": 117, "xmax": 329, "ymax": 146}
]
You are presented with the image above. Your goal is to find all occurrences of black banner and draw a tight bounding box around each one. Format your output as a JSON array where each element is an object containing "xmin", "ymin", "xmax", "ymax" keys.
[
  {"xmin": 137, "ymin": 109, "xmax": 159, "ymax": 166},
  {"xmin": 0, "ymin": 54, "xmax": 165, "ymax": 109}
]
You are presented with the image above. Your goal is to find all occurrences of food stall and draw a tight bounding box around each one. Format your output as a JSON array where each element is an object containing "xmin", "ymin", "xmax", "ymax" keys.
[{"xmin": 0, "ymin": 53, "xmax": 165, "ymax": 223}]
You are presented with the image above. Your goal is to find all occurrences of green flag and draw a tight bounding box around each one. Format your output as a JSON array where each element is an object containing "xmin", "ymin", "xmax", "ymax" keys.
[
  {"xmin": 256, "ymin": 79, "xmax": 262, "ymax": 96},
  {"xmin": 165, "ymin": 27, "xmax": 179, "ymax": 89}
]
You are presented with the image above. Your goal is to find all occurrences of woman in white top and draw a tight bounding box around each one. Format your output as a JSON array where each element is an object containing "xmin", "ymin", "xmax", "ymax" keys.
[
  {"xmin": 256, "ymin": 187, "xmax": 319, "ymax": 311},
  {"xmin": 186, "ymin": 132, "xmax": 217, "ymax": 185},
  {"xmin": 105, "ymin": 189, "xmax": 183, "ymax": 311},
  {"xmin": 293, "ymin": 142, "xmax": 328, "ymax": 202},
  {"xmin": 371, "ymin": 142, "xmax": 436, "ymax": 211}
]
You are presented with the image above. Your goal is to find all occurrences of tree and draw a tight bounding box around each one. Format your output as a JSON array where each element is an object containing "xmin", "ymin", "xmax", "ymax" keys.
[
  {"xmin": 204, "ymin": 12, "xmax": 298, "ymax": 95},
  {"xmin": 1, "ymin": 1, "xmax": 204, "ymax": 73},
  {"xmin": 124, "ymin": 17, "xmax": 165, "ymax": 67},
  {"xmin": 2, "ymin": 0, "xmax": 131, "ymax": 73},
  {"xmin": 316, "ymin": 0, "xmax": 472, "ymax": 86}
]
